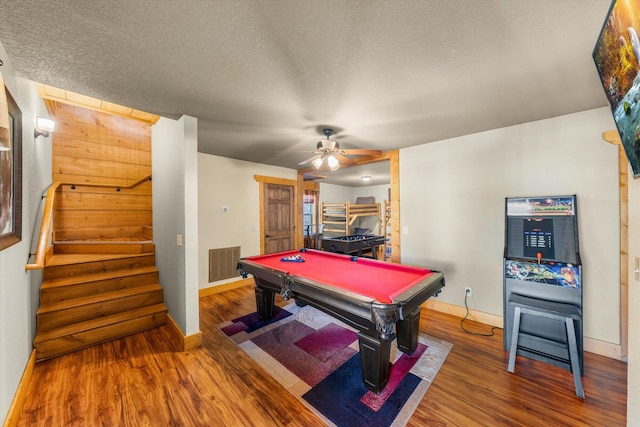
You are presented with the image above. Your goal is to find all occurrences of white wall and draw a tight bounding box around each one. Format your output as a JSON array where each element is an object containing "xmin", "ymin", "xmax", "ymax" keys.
[
  {"xmin": 318, "ymin": 182, "xmax": 354, "ymax": 206},
  {"xmin": 197, "ymin": 154, "xmax": 297, "ymax": 289},
  {"xmin": 0, "ymin": 46, "xmax": 52, "ymax": 422},
  {"xmin": 400, "ymin": 107, "xmax": 620, "ymax": 346},
  {"xmin": 152, "ymin": 115, "xmax": 199, "ymax": 335}
]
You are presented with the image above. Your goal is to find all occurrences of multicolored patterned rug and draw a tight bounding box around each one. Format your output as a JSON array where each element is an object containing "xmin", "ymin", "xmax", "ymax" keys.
[{"xmin": 219, "ymin": 303, "xmax": 453, "ymax": 426}]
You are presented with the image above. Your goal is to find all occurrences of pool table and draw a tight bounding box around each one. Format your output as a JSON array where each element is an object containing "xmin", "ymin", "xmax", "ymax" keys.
[{"xmin": 237, "ymin": 249, "xmax": 445, "ymax": 393}]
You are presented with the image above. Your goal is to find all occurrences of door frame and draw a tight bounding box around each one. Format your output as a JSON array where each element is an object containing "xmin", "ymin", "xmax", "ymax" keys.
[{"xmin": 254, "ymin": 175, "xmax": 299, "ymax": 254}]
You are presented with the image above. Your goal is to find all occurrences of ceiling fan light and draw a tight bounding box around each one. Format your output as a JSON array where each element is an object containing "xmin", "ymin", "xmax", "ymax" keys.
[
  {"xmin": 312, "ymin": 157, "xmax": 324, "ymax": 169},
  {"xmin": 327, "ymin": 155, "xmax": 340, "ymax": 170}
]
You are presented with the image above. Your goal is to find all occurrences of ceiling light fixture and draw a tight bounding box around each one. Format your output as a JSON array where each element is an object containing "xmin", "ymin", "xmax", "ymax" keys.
[
  {"xmin": 312, "ymin": 154, "xmax": 341, "ymax": 171},
  {"xmin": 34, "ymin": 117, "xmax": 55, "ymax": 138},
  {"xmin": 327, "ymin": 154, "xmax": 340, "ymax": 171},
  {"xmin": 361, "ymin": 175, "xmax": 371, "ymax": 182},
  {"xmin": 312, "ymin": 156, "xmax": 324, "ymax": 169}
]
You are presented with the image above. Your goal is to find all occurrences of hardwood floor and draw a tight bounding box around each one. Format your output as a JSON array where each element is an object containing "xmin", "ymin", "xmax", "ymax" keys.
[{"xmin": 16, "ymin": 285, "xmax": 627, "ymax": 426}]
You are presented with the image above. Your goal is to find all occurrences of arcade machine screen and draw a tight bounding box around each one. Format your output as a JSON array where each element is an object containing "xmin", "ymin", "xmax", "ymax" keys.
[
  {"xmin": 523, "ymin": 218, "xmax": 554, "ymax": 260},
  {"xmin": 505, "ymin": 196, "xmax": 579, "ymax": 265}
]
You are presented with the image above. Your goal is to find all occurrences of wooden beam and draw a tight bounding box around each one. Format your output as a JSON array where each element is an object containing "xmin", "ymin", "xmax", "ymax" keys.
[
  {"xmin": 602, "ymin": 130, "xmax": 628, "ymax": 362},
  {"xmin": 618, "ymin": 143, "xmax": 629, "ymax": 362},
  {"xmin": 389, "ymin": 150, "xmax": 400, "ymax": 263},
  {"xmin": 603, "ymin": 130, "xmax": 622, "ymax": 145},
  {"xmin": 253, "ymin": 175, "xmax": 297, "ymax": 186}
]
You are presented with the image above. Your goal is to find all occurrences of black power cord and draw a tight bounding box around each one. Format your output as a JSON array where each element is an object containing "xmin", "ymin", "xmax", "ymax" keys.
[{"xmin": 460, "ymin": 289, "xmax": 501, "ymax": 337}]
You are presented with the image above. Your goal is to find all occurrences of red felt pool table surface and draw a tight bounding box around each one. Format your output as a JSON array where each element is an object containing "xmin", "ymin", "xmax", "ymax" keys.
[{"xmin": 244, "ymin": 249, "xmax": 433, "ymax": 304}]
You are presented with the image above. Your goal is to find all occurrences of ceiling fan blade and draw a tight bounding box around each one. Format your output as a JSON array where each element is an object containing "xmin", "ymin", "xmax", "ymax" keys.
[
  {"xmin": 335, "ymin": 154, "xmax": 356, "ymax": 166},
  {"xmin": 341, "ymin": 149, "xmax": 383, "ymax": 156},
  {"xmin": 298, "ymin": 154, "xmax": 322, "ymax": 165}
]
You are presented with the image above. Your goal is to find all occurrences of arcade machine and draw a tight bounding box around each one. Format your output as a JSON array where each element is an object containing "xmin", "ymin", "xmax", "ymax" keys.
[{"xmin": 503, "ymin": 195, "xmax": 583, "ymax": 374}]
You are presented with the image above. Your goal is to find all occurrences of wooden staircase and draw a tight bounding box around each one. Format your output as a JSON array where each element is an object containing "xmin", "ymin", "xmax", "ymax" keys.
[
  {"xmin": 34, "ymin": 241, "xmax": 167, "ymax": 361},
  {"xmin": 28, "ymin": 99, "xmax": 167, "ymax": 361}
]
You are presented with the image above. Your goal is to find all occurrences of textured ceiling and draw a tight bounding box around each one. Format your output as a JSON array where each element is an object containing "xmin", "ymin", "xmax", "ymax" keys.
[{"xmin": 0, "ymin": 0, "xmax": 613, "ymax": 186}]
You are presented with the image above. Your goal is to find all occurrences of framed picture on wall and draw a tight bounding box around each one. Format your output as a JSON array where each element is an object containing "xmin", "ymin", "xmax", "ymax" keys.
[{"xmin": 0, "ymin": 80, "xmax": 23, "ymax": 251}]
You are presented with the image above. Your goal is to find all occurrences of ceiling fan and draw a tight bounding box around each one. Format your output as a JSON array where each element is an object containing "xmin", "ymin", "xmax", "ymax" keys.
[{"xmin": 298, "ymin": 128, "xmax": 382, "ymax": 171}]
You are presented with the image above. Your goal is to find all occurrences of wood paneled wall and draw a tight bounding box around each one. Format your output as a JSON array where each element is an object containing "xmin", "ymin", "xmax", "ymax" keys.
[{"xmin": 51, "ymin": 102, "xmax": 153, "ymax": 241}]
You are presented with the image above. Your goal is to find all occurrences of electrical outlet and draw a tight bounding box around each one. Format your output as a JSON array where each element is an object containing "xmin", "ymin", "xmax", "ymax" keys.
[{"xmin": 465, "ymin": 287, "xmax": 472, "ymax": 297}]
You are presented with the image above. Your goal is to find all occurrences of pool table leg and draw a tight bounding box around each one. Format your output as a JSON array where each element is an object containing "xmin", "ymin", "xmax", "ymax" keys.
[
  {"xmin": 396, "ymin": 307, "xmax": 421, "ymax": 354},
  {"xmin": 357, "ymin": 332, "xmax": 392, "ymax": 394},
  {"xmin": 254, "ymin": 286, "xmax": 275, "ymax": 321}
]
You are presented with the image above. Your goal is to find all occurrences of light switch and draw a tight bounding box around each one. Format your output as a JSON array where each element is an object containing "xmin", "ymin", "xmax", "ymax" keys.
[
  {"xmin": 177, "ymin": 234, "xmax": 183, "ymax": 246},
  {"xmin": 403, "ymin": 226, "xmax": 409, "ymax": 235}
]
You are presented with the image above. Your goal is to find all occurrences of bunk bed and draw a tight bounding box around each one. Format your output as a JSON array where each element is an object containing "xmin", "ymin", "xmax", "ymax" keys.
[{"xmin": 321, "ymin": 200, "xmax": 382, "ymax": 236}]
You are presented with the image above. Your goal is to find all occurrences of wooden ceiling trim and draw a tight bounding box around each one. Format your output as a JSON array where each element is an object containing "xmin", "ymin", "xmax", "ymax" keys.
[{"xmin": 36, "ymin": 83, "xmax": 160, "ymax": 125}]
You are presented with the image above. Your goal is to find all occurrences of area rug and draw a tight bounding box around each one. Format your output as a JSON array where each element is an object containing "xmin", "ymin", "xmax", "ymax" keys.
[{"xmin": 218, "ymin": 303, "xmax": 453, "ymax": 427}]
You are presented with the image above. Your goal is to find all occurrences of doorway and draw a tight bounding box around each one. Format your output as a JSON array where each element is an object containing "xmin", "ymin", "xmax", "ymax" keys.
[{"xmin": 263, "ymin": 182, "xmax": 295, "ymax": 254}]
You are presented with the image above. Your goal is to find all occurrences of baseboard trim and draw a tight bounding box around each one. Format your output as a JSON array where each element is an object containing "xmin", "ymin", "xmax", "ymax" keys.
[
  {"xmin": 426, "ymin": 299, "xmax": 503, "ymax": 328},
  {"xmin": 199, "ymin": 277, "xmax": 254, "ymax": 298},
  {"xmin": 3, "ymin": 350, "xmax": 36, "ymax": 427},
  {"xmin": 584, "ymin": 336, "xmax": 622, "ymax": 360},
  {"xmin": 426, "ymin": 299, "xmax": 623, "ymax": 361},
  {"xmin": 166, "ymin": 314, "xmax": 202, "ymax": 351}
]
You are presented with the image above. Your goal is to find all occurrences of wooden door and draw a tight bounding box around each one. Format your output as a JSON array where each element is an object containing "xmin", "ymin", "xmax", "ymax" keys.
[{"xmin": 264, "ymin": 183, "xmax": 294, "ymax": 253}]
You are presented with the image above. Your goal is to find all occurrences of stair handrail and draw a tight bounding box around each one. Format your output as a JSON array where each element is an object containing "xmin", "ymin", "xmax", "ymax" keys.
[
  {"xmin": 25, "ymin": 182, "xmax": 60, "ymax": 271},
  {"xmin": 25, "ymin": 174, "xmax": 152, "ymax": 271}
]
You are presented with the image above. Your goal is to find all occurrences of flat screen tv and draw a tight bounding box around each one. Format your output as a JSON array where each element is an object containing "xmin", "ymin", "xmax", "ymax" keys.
[{"xmin": 593, "ymin": 0, "xmax": 640, "ymax": 177}]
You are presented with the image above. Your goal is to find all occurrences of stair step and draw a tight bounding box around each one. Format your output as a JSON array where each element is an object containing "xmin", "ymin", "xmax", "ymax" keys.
[
  {"xmin": 34, "ymin": 303, "xmax": 167, "ymax": 344},
  {"xmin": 54, "ymin": 242, "xmax": 155, "ymax": 255},
  {"xmin": 53, "ymin": 227, "xmax": 151, "ymax": 242},
  {"xmin": 34, "ymin": 304, "xmax": 167, "ymax": 361},
  {"xmin": 45, "ymin": 252, "xmax": 154, "ymax": 266},
  {"xmin": 40, "ymin": 266, "xmax": 159, "ymax": 305},
  {"xmin": 37, "ymin": 284, "xmax": 164, "ymax": 331},
  {"xmin": 44, "ymin": 253, "xmax": 156, "ymax": 281},
  {"xmin": 41, "ymin": 266, "xmax": 159, "ymax": 289},
  {"xmin": 54, "ymin": 235, "xmax": 152, "ymax": 243}
]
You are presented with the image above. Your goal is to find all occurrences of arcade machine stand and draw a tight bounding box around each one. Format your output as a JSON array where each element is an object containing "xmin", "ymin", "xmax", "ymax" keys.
[{"xmin": 503, "ymin": 196, "xmax": 583, "ymax": 384}]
